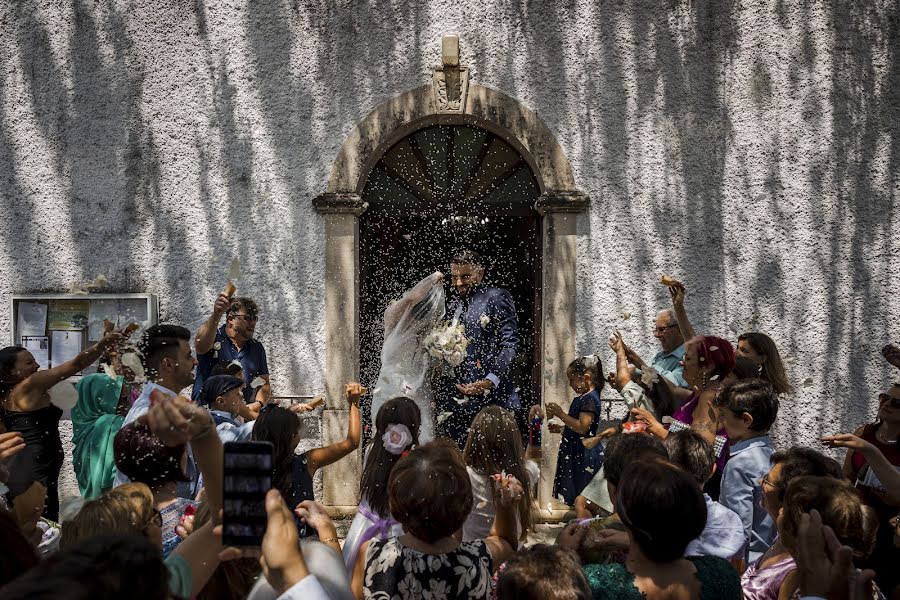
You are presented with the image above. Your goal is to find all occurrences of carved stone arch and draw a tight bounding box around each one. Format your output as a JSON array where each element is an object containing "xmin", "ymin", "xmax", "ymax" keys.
[
  {"xmin": 314, "ymin": 82, "xmax": 588, "ymax": 515},
  {"xmin": 324, "ymin": 83, "xmax": 579, "ymax": 196}
]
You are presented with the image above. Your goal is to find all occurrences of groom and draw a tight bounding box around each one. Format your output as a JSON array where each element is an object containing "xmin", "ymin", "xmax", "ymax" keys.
[{"xmin": 438, "ymin": 249, "xmax": 520, "ymax": 448}]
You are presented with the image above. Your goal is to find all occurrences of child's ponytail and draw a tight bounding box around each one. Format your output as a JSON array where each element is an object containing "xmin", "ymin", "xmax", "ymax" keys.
[{"xmin": 568, "ymin": 354, "xmax": 605, "ymax": 392}]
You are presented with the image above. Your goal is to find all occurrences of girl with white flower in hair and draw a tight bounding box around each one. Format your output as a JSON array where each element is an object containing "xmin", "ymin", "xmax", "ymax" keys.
[
  {"xmin": 344, "ymin": 396, "xmax": 421, "ymax": 582},
  {"xmin": 546, "ymin": 354, "xmax": 606, "ymax": 506},
  {"xmin": 355, "ymin": 439, "xmax": 523, "ymax": 600}
]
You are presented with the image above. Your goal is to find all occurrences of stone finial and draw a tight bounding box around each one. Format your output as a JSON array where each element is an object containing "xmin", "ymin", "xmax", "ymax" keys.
[
  {"xmin": 442, "ymin": 34, "xmax": 460, "ymax": 67},
  {"xmin": 433, "ymin": 35, "xmax": 469, "ymax": 114}
]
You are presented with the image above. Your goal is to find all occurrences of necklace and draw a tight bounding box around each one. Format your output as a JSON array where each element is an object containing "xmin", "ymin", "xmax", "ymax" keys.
[{"xmin": 875, "ymin": 427, "xmax": 898, "ymax": 445}]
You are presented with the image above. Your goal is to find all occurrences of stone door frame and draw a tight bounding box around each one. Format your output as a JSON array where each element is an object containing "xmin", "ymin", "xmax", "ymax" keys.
[{"xmin": 313, "ymin": 82, "xmax": 588, "ymax": 514}]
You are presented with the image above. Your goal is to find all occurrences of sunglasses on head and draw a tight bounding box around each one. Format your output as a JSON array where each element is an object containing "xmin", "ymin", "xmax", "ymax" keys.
[{"xmin": 879, "ymin": 393, "xmax": 900, "ymax": 409}]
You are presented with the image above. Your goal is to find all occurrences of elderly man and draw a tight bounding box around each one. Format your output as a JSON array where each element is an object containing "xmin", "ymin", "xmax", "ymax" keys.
[
  {"xmin": 192, "ymin": 295, "xmax": 271, "ymax": 409},
  {"xmin": 619, "ymin": 283, "xmax": 692, "ymax": 389}
]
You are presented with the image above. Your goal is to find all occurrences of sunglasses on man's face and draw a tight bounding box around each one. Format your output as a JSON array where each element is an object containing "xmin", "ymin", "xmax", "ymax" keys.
[
  {"xmin": 879, "ymin": 393, "xmax": 900, "ymax": 409},
  {"xmin": 229, "ymin": 313, "xmax": 259, "ymax": 322}
]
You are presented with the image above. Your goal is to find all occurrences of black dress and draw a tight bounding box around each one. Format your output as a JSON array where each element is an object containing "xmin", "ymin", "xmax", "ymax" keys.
[
  {"xmin": 288, "ymin": 452, "xmax": 316, "ymax": 538},
  {"xmin": 2, "ymin": 405, "xmax": 64, "ymax": 521}
]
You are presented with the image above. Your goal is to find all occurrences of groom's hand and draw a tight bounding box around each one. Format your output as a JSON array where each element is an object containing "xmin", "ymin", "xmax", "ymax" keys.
[{"xmin": 456, "ymin": 380, "xmax": 494, "ymax": 396}]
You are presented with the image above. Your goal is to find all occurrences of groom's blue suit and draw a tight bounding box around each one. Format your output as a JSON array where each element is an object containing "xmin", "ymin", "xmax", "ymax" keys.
[
  {"xmin": 451, "ymin": 285, "xmax": 521, "ymax": 409},
  {"xmin": 440, "ymin": 284, "xmax": 520, "ymax": 447}
]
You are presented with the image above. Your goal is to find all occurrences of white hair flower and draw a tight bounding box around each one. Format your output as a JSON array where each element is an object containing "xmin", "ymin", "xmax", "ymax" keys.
[
  {"xmin": 583, "ymin": 354, "xmax": 599, "ymax": 368},
  {"xmin": 479, "ymin": 313, "xmax": 490, "ymax": 328},
  {"xmin": 382, "ymin": 424, "xmax": 413, "ymax": 455}
]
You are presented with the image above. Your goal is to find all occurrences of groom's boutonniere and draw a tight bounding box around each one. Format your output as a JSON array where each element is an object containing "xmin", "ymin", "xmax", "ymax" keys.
[{"xmin": 479, "ymin": 313, "xmax": 490, "ymax": 328}]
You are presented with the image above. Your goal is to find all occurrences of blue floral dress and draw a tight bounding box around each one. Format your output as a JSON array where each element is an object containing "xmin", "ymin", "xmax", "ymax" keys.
[{"xmin": 552, "ymin": 389, "xmax": 603, "ymax": 505}]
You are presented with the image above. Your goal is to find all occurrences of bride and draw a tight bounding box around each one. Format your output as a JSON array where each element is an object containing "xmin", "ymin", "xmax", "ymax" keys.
[{"xmin": 370, "ymin": 270, "xmax": 446, "ymax": 442}]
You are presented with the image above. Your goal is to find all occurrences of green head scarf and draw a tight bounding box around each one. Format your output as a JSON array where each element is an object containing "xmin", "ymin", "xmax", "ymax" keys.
[{"xmin": 72, "ymin": 373, "xmax": 127, "ymax": 499}]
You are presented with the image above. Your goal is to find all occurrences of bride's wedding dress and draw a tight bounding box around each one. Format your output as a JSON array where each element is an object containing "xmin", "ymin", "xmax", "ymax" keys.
[
  {"xmin": 370, "ymin": 271, "xmax": 445, "ymax": 442},
  {"xmin": 343, "ymin": 272, "xmax": 444, "ymax": 572}
]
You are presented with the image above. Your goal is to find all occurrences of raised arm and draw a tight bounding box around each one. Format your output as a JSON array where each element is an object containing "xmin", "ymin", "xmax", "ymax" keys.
[
  {"xmin": 306, "ymin": 383, "xmax": 363, "ymax": 475},
  {"xmin": 669, "ymin": 281, "xmax": 696, "ymax": 341},
  {"xmin": 609, "ymin": 331, "xmax": 635, "ymax": 390},
  {"xmin": 384, "ymin": 272, "xmax": 443, "ymax": 334},
  {"xmin": 143, "ymin": 394, "xmax": 224, "ymax": 596},
  {"xmin": 659, "ymin": 370, "xmax": 693, "ymax": 404},
  {"xmin": 484, "ymin": 474, "xmax": 523, "ymax": 567},
  {"xmin": 195, "ymin": 294, "xmax": 231, "ymax": 355},
  {"xmin": 143, "ymin": 394, "xmax": 223, "ymax": 518},
  {"xmin": 822, "ymin": 433, "xmax": 900, "ymax": 505},
  {"xmin": 16, "ymin": 331, "xmax": 122, "ymax": 404}
]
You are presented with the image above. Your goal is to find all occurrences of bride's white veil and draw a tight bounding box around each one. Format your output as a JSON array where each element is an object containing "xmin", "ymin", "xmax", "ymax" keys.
[{"xmin": 371, "ymin": 271, "xmax": 445, "ymax": 442}]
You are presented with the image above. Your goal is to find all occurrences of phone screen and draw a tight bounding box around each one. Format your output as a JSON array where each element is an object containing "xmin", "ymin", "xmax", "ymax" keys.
[{"xmin": 222, "ymin": 441, "xmax": 274, "ymax": 547}]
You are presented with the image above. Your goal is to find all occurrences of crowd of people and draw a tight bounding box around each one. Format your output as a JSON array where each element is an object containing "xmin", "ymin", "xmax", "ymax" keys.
[{"xmin": 0, "ymin": 268, "xmax": 898, "ymax": 600}]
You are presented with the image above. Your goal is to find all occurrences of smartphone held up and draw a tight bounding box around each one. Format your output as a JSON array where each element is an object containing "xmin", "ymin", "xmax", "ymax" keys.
[{"xmin": 222, "ymin": 441, "xmax": 274, "ymax": 548}]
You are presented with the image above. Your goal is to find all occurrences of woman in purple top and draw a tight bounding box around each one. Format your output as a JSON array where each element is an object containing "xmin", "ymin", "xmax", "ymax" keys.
[
  {"xmin": 741, "ymin": 550, "xmax": 795, "ymax": 600},
  {"xmin": 631, "ymin": 336, "xmax": 736, "ymax": 498}
]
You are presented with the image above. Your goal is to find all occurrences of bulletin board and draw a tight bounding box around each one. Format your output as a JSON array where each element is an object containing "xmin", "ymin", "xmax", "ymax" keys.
[{"xmin": 10, "ymin": 294, "xmax": 159, "ymax": 375}]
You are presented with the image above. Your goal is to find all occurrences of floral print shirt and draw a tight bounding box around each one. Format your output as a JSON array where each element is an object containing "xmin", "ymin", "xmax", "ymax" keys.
[{"xmin": 364, "ymin": 537, "xmax": 493, "ymax": 600}]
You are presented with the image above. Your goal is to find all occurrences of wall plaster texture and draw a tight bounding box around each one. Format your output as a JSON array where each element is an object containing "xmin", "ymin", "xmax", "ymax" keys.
[{"xmin": 1, "ymin": 1, "xmax": 899, "ymax": 501}]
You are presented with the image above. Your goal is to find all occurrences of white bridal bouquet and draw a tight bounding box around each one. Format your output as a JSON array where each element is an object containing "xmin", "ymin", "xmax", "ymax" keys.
[{"xmin": 423, "ymin": 321, "xmax": 470, "ymax": 367}]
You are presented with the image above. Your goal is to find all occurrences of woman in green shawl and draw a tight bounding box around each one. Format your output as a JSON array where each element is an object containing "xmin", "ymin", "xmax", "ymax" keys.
[{"xmin": 72, "ymin": 367, "xmax": 135, "ymax": 500}]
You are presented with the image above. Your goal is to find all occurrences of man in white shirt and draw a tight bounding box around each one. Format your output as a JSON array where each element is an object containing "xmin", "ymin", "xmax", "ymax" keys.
[{"xmin": 114, "ymin": 324, "xmax": 199, "ymax": 496}]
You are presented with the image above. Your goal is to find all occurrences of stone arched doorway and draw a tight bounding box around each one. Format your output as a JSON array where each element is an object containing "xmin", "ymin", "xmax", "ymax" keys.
[
  {"xmin": 358, "ymin": 121, "xmax": 544, "ymax": 438},
  {"xmin": 313, "ymin": 82, "xmax": 588, "ymax": 514}
]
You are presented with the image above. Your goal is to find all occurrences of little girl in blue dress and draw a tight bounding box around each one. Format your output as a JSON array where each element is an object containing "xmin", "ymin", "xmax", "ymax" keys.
[{"xmin": 547, "ymin": 354, "xmax": 605, "ymax": 505}]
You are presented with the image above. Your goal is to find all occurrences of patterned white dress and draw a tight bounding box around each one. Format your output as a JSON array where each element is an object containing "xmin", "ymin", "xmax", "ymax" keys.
[{"xmin": 363, "ymin": 537, "xmax": 492, "ymax": 600}]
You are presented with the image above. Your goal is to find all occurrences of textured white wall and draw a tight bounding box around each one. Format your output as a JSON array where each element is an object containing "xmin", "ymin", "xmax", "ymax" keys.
[{"xmin": 1, "ymin": 0, "xmax": 898, "ymax": 458}]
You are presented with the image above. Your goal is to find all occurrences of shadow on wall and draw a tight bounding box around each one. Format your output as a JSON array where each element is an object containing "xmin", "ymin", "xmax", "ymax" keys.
[
  {"xmin": 0, "ymin": 0, "xmax": 897, "ymax": 416},
  {"xmin": 820, "ymin": 2, "xmax": 899, "ymax": 435},
  {"xmin": 1, "ymin": 0, "xmax": 154, "ymax": 287}
]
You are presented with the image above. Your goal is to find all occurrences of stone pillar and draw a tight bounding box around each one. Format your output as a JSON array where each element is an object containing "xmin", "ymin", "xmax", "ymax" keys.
[
  {"xmin": 535, "ymin": 191, "xmax": 589, "ymax": 517},
  {"xmin": 313, "ymin": 193, "xmax": 366, "ymax": 509}
]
